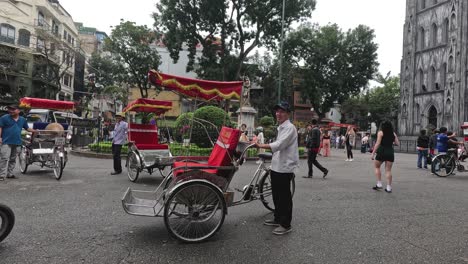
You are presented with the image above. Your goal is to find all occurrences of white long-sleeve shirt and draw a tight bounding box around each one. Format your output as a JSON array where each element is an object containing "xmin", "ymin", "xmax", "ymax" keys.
[{"xmin": 270, "ymin": 120, "xmax": 299, "ymax": 173}]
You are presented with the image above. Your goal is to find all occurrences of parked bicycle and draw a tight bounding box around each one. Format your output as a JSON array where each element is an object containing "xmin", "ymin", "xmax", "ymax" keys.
[{"xmin": 431, "ymin": 148, "xmax": 466, "ymax": 177}]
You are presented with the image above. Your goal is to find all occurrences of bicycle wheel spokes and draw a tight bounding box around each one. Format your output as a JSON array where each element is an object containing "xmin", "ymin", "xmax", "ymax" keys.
[{"xmin": 164, "ymin": 182, "xmax": 225, "ymax": 242}]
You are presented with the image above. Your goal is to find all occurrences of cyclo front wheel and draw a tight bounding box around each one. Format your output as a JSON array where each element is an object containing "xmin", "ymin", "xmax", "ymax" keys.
[
  {"xmin": 127, "ymin": 152, "xmax": 140, "ymax": 182},
  {"xmin": 53, "ymin": 151, "xmax": 64, "ymax": 180},
  {"xmin": 164, "ymin": 181, "xmax": 226, "ymax": 243},
  {"xmin": 431, "ymin": 154, "xmax": 455, "ymax": 177},
  {"xmin": 18, "ymin": 146, "xmax": 29, "ymax": 174},
  {"xmin": 0, "ymin": 203, "xmax": 15, "ymax": 242},
  {"xmin": 258, "ymin": 170, "xmax": 295, "ymax": 212}
]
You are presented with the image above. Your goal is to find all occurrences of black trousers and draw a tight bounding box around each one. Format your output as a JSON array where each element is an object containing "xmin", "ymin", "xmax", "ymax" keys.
[
  {"xmin": 346, "ymin": 143, "xmax": 353, "ymax": 159},
  {"xmin": 112, "ymin": 144, "xmax": 123, "ymax": 173},
  {"xmin": 270, "ymin": 170, "xmax": 294, "ymax": 228},
  {"xmin": 307, "ymin": 149, "xmax": 327, "ymax": 176}
]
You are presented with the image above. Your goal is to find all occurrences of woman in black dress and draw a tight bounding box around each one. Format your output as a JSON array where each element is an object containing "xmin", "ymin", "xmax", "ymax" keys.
[{"xmin": 371, "ymin": 121, "xmax": 400, "ymax": 193}]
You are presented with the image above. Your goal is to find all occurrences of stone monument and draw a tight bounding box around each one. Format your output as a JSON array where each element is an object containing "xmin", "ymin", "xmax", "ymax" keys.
[{"xmin": 237, "ymin": 76, "xmax": 257, "ymax": 138}]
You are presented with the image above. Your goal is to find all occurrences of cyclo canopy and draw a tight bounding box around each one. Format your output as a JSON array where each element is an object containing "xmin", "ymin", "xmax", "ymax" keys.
[
  {"xmin": 148, "ymin": 70, "xmax": 242, "ymax": 101},
  {"xmin": 19, "ymin": 97, "xmax": 75, "ymax": 110},
  {"xmin": 123, "ymin": 98, "xmax": 172, "ymax": 114}
]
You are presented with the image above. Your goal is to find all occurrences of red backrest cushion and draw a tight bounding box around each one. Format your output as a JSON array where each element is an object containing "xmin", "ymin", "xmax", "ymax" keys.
[
  {"xmin": 207, "ymin": 127, "xmax": 241, "ymax": 167},
  {"xmin": 128, "ymin": 123, "xmax": 158, "ymax": 145}
]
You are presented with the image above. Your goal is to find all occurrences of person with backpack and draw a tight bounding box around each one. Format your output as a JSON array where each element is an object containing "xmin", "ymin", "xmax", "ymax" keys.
[
  {"xmin": 304, "ymin": 119, "xmax": 328, "ymax": 178},
  {"xmin": 416, "ymin": 129, "xmax": 429, "ymax": 169}
]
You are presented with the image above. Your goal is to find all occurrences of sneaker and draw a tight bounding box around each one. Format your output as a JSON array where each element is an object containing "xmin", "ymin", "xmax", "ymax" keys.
[
  {"xmin": 264, "ymin": 219, "xmax": 280, "ymax": 227},
  {"xmin": 385, "ymin": 188, "xmax": 392, "ymax": 193},
  {"xmin": 345, "ymin": 159, "xmax": 349, "ymax": 161},
  {"xmin": 273, "ymin": 226, "xmax": 292, "ymax": 235},
  {"xmin": 372, "ymin": 185, "xmax": 383, "ymax": 190},
  {"xmin": 349, "ymin": 159, "xmax": 353, "ymax": 162}
]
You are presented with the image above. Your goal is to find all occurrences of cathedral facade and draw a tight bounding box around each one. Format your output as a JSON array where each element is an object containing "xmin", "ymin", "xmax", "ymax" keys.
[{"xmin": 399, "ymin": 0, "xmax": 468, "ymax": 136}]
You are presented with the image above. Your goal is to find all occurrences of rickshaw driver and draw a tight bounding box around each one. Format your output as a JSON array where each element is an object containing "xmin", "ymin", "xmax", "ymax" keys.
[
  {"xmin": 111, "ymin": 113, "xmax": 128, "ymax": 175},
  {"xmin": 255, "ymin": 101, "xmax": 299, "ymax": 235},
  {"xmin": 0, "ymin": 104, "xmax": 36, "ymax": 180}
]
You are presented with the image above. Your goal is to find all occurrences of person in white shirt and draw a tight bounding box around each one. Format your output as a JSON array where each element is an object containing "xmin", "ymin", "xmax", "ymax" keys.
[
  {"xmin": 255, "ymin": 127, "xmax": 265, "ymax": 164},
  {"xmin": 255, "ymin": 101, "xmax": 298, "ymax": 235}
]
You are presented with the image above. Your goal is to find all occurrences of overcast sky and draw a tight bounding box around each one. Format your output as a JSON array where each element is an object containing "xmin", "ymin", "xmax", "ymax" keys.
[{"xmin": 60, "ymin": 0, "xmax": 406, "ymax": 76}]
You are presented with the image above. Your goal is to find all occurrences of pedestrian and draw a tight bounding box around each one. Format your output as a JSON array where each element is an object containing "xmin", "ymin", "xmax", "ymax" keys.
[
  {"xmin": 255, "ymin": 101, "xmax": 298, "ymax": 235},
  {"xmin": 318, "ymin": 127, "xmax": 323, "ymax": 156},
  {"xmin": 322, "ymin": 130, "xmax": 331, "ymax": 157},
  {"xmin": 416, "ymin": 129, "xmax": 429, "ymax": 169},
  {"xmin": 345, "ymin": 126, "xmax": 356, "ymax": 161},
  {"xmin": 335, "ymin": 134, "xmax": 340, "ymax": 149},
  {"xmin": 110, "ymin": 112, "xmax": 128, "ymax": 175},
  {"xmin": 371, "ymin": 120, "xmax": 399, "ymax": 193},
  {"xmin": 239, "ymin": 123, "xmax": 248, "ymax": 142},
  {"xmin": 0, "ymin": 104, "xmax": 36, "ymax": 180},
  {"xmin": 340, "ymin": 134, "xmax": 346, "ymax": 149},
  {"xmin": 429, "ymin": 128, "xmax": 439, "ymax": 155},
  {"xmin": 361, "ymin": 133, "xmax": 370, "ymax": 153},
  {"xmin": 304, "ymin": 119, "xmax": 329, "ymax": 178}
]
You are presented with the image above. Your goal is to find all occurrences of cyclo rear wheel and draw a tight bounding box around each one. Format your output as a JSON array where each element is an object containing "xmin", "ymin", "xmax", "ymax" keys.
[
  {"xmin": 431, "ymin": 154, "xmax": 455, "ymax": 177},
  {"xmin": 127, "ymin": 152, "xmax": 140, "ymax": 182},
  {"xmin": 0, "ymin": 204, "xmax": 15, "ymax": 242},
  {"xmin": 259, "ymin": 170, "xmax": 296, "ymax": 212},
  {"xmin": 164, "ymin": 181, "xmax": 226, "ymax": 243}
]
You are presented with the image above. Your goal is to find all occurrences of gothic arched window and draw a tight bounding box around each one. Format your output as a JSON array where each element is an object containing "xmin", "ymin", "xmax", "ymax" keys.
[
  {"xmin": 440, "ymin": 63, "xmax": 447, "ymax": 89},
  {"xmin": 428, "ymin": 106, "xmax": 438, "ymax": 128},
  {"xmin": 451, "ymin": 14, "xmax": 456, "ymax": 30},
  {"xmin": 431, "ymin": 23, "xmax": 438, "ymax": 46},
  {"xmin": 449, "ymin": 56, "xmax": 454, "ymax": 72},
  {"xmin": 420, "ymin": 0, "xmax": 426, "ymax": 10},
  {"xmin": 419, "ymin": 27, "xmax": 426, "ymax": 50},
  {"xmin": 443, "ymin": 18, "xmax": 449, "ymax": 43},
  {"xmin": 430, "ymin": 66, "xmax": 436, "ymax": 90},
  {"xmin": 415, "ymin": 104, "xmax": 420, "ymax": 123},
  {"xmin": 418, "ymin": 69, "xmax": 426, "ymax": 92},
  {"xmin": 446, "ymin": 99, "xmax": 452, "ymax": 114}
]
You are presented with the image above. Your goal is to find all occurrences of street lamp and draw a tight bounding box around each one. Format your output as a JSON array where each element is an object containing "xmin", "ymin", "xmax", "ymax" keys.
[
  {"xmin": 277, "ymin": 0, "xmax": 286, "ymax": 103},
  {"xmin": 367, "ymin": 112, "xmax": 371, "ymax": 133}
]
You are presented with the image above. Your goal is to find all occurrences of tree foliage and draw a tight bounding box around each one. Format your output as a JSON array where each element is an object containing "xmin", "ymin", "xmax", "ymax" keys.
[
  {"xmin": 104, "ymin": 20, "xmax": 161, "ymax": 98},
  {"xmin": 88, "ymin": 53, "xmax": 126, "ymax": 88},
  {"xmin": 341, "ymin": 73, "xmax": 400, "ymax": 129},
  {"xmin": 283, "ymin": 23, "xmax": 379, "ymax": 116},
  {"xmin": 154, "ymin": 0, "xmax": 316, "ymax": 81}
]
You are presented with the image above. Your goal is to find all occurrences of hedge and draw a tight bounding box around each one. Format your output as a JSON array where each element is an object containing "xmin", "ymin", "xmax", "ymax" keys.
[{"xmin": 87, "ymin": 142, "xmax": 305, "ymax": 158}]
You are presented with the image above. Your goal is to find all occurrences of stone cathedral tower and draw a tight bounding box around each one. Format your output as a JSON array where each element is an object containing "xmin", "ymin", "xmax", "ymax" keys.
[{"xmin": 399, "ymin": 0, "xmax": 468, "ymax": 136}]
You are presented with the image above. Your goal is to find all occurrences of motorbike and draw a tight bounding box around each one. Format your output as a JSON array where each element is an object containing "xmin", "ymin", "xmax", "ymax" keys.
[{"xmin": 0, "ymin": 203, "xmax": 15, "ymax": 242}]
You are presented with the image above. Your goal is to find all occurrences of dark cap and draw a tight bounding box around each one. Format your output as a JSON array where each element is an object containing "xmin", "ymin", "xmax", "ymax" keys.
[
  {"xmin": 7, "ymin": 104, "xmax": 20, "ymax": 110},
  {"xmin": 273, "ymin": 101, "xmax": 291, "ymax": 112}
]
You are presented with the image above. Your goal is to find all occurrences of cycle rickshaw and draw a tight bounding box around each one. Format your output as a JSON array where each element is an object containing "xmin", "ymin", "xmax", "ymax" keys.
[
  {"xmin": 121, "ymin": 71, "xmax": 295, "ymax": 243},
  {"xmin": 18, "ymin": 97, "xmax": 74, "ymax": 180},
  {"xmin": 124, "ymin": 98, "xmax": 174, "ymax": 182},
  {"xmin": 431, "ymin": 124, "xmax": 468, "ymax": 177}
]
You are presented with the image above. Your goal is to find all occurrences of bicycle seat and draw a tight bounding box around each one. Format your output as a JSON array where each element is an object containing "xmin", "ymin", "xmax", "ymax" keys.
[{"xmin": 258, "ymin": 153, "xmax": 272, "ymax": 160}]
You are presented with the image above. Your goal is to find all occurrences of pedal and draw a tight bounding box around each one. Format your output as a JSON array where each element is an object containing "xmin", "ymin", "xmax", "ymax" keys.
[{"xmin": 457, "ymin": 165, "xmax": 465, "ymax": 172}]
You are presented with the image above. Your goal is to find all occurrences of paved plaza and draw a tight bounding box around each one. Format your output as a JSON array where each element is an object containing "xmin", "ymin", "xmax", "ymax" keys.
[{"xmin": 1, "ymin": 149, "xmax": 468, "ymax": 264}]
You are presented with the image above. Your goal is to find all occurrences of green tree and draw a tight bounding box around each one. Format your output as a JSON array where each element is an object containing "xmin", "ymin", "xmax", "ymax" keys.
[
  {"xmin": 104, "ymin": 20, "xmax": 161, "ymax": 98},
  {"xmin": 154, "ymin": 0, "xmax": 316, "ymax": 81},
  {"xmin": 284, "ymin": 23, "xmax": 379, "ymax": 117},
  {"xmin": 341, "ymin": 73, "xmax": 400, "ymax": 129},
  {"xmin": 259, "ymin": 115, "xmax": 275, "ymax": 128},
  {"xmin": 88, "ymin": 53, "xmax": 126, "ymax": 88}
]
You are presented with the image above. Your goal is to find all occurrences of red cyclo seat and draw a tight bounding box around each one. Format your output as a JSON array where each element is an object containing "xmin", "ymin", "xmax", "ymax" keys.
[{"xmin": 173, "ymin": 126, "xmax": 241, "ymax": 177}]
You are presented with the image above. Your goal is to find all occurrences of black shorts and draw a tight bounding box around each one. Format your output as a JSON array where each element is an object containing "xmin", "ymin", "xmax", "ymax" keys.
[{"xmin": 375, "ymin": 146, "xmax": 394, "ymax": 162}]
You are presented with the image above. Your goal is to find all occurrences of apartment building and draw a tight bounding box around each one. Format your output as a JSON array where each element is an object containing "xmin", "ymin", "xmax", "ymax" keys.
[{"xmin": 0, "ymin": 0, "xmax": 80, "ymax": 102}]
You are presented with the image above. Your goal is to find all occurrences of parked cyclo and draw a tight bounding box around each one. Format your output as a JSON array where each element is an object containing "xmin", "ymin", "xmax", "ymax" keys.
[
  {"xmin": 124, "ymin": 98, "xmax": 174, "ymax": 182},
  {"xmin": 18, "ymin": 97, "xmax": 74, "ymax": 180},
  {"xmin": 121, "ymin": 71, "xmax": 295, "ymax": 243}
]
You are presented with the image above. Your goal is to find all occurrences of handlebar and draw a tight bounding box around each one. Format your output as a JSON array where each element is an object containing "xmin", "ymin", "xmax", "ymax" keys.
[{"xmin": 236, "ymin": 143, "xmax": 257, "ymax": 165}]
